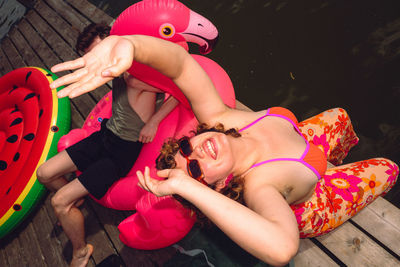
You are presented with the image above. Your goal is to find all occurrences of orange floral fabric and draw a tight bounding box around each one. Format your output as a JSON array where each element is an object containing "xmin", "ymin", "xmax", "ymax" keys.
[{"xmin": 291, "ymin": 108, "xmax": 399, "ymax": 237}]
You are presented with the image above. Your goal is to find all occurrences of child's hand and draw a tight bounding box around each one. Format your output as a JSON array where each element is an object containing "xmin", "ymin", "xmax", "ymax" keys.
[{"xmin": 138, "ymin": 122, "xmax": 158, "ymax": 143}]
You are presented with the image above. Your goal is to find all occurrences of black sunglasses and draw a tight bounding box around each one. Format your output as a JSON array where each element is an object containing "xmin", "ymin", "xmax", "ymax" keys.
[{"xmin": 178, "ymin": 137, "xmax": 207, "ymax": 185}]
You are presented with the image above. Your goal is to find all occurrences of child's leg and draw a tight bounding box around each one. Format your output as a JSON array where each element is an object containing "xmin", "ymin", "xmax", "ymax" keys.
[
  {"xmin": 298, "ymin": 108, "xmax": 359, "ymax": 165},
  {"xmin": 37, "ymin": 150, "xmax": 78, "ymax": 192},
  {"xmin": 51, "ymin": 179, "xmax": 93, "ymax": 267}
]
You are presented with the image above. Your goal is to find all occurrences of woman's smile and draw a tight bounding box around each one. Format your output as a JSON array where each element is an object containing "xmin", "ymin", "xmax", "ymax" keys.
[{"xmin": 203, "ymin": 138, "xmax": 217, "ymax": 160}]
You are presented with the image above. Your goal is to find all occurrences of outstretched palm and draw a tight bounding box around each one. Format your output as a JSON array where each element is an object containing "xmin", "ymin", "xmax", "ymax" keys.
[{"xmin": 51, "ymin": 35, "xmax": 134, "ymax": 98}]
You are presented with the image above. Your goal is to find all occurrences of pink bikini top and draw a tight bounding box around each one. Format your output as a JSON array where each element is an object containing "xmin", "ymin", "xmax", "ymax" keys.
[{"xmin": 239, "ymin": 107, "xmax": 327, "ymax": 179}]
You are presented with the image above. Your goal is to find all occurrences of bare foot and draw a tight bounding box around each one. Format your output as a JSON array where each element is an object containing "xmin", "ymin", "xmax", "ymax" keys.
[{"xmin": 70, "ymin": 244, "xmax": 93, "ymax": 267}]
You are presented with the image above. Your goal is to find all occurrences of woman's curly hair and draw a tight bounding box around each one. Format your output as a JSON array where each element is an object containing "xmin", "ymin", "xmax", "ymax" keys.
[
  {"xmin": 76, "ymin": 23, "xmax": 111, "ymax": 52},
  {"xmin": 156, "ymin": 123, "xmax": 245, "ymax": 224}
]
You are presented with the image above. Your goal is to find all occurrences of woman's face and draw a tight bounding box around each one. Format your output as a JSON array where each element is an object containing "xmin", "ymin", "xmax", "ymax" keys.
[{"xmin": 174, "ymin": 131, "xmax": 235, "ymax": 186}]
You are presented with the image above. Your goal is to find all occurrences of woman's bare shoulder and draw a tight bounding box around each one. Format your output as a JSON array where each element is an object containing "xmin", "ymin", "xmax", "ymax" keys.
[{"xmin": 215, "ymin": 108, "xmax": 268, "ymax": 130}]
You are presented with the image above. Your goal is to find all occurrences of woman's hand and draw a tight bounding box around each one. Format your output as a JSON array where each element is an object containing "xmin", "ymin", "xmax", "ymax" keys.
[
  {"xmin": 50, "ymin": 35, "xmax": 135, "ymax": 98},
  {"xmin": 137, "ymin": 166, "xmax": 193, "ymax": 197}
]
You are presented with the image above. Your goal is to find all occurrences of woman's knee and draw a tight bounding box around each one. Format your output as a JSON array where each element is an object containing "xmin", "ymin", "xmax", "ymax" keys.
[{"xmin": 380, "ymin": 158, "xmax": 399, "ymax": 186}]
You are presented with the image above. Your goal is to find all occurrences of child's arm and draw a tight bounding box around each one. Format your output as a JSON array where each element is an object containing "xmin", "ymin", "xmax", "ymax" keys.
[{"xmin": 138, "ymin": 96, "xmax": 179, "ymax": 143}]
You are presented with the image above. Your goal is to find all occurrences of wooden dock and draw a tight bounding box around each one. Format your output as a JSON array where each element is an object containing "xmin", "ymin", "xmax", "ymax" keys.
[{"xmin": 1, "ymin": 0, "xmax": 400, "ymax": 266}]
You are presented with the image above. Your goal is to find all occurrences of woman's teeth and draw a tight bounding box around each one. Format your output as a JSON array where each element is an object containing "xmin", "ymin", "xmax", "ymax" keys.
[{"xmin": 206, "ymin": 140, "xmax": 216, "ymax": 158}]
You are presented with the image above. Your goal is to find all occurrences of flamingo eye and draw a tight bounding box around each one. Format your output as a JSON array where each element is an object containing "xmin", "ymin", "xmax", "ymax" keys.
[{"xmin": 159, "ymin": 23, "xmax": 175, "ymax": 38}]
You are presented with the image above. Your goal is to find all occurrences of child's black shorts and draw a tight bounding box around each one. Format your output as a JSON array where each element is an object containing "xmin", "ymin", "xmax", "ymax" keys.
[{"xmin": 66, "ymin": 119, "xmax": 143, "ymax": 199}]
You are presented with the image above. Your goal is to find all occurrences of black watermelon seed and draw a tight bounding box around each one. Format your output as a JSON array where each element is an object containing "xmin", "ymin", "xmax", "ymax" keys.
[
  {"xmin": 24, "ymin": 92, "xmax": 36, "ymax": 101},
  {"xmin": 9, "ymin": 85, "xmax": 18, "ymax": 94},
  {"xmin": 39, "ymin": 109, "xmax": 43, "ymax": 118},
  {"xmin": 6, "ymin": 187, "xmax": 11, "ymax": 194},
  {"xmin": 10, "ymin": 118, "xmax": 22, "ymax": 127},
  {"xmin": 51, "ymin": 126, "xmax": 59, "ymax": 132},
  {"xmin": 0, "ymin": 160, "xmax": 7, "ymax": 170},
  {"xmin": 13, "ymin": 152, "xmax": 20, "ymax": 162},
  {"xmin": 13, "ymin": 204, "xmax": 22, "ymax": 211},
  {"xmin": 7, "ymin": 135, "xmax": 18, "ymax": 143},
  {"xmin": 25, "ymin": 71, "xmax": 32, "ymax": 83},
  {"xmin": 24, "ymin": 133, "xmax": 35, "ymax": 141},
  {"xmin": 11, "ymin": 105, "xmax": 19, "ymax": 114}
]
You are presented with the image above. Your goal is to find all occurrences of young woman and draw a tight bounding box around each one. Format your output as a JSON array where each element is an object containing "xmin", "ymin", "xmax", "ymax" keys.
[{"xmin": 50, "ymin": 35, "xmax": 398, "ymax": 266}]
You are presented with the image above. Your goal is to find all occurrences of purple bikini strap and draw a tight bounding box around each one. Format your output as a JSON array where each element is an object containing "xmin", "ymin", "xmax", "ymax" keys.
[
  {"xmin": 239, "ymin": 108, "xmax": 303, "ymax": 136},
  {"xmin": 249, "ymin": 156, "xmax": 321, "ymax": 180},
  {"xmin": 239, "ymin": 109, "xmax": 271, "ymax": 132},
  {"xmin": 239, "ymin": 108, "xmax": 320, "ymax": 178}
]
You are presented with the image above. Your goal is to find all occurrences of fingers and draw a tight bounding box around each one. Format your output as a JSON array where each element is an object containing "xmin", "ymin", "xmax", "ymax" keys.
[
  {"xmin": 50, "ymin": 67, "xmax": 88, "ymax": 91},
  {"xmin": 156, "ymin": 169, "xmax": 171, "ymax": 178},
  {"xmin": 56, "ymin": 74, "xmax": 113, "ymax": 98},
  {"xmin": 51, "ymin": 58, "xmax": 85, "ymax": 74},
  {"xmin": 136, "ymin": 170, "xmax": 148, "ymax": 191},
  {"xmin": 69, "ymin": 75, "xmax": 113, "ymax": 98},
  {"xmin": 56, "ymin": 83, "xmax": 81, "ymax": 99},
  {"xmin": 138, "ymin": 134, "xmax": 154, "ymax": 143},
  {"xmin": 137, "ymin": 166, "xmax": 166, "ymax": 196},
  {"xmin": 137, "ymin": 166, "xmax": 153, "ymax": 192}
]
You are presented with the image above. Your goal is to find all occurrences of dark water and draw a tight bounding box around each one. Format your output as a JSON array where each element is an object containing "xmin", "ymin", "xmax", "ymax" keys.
[{"xmin": 91, "ymin": 0, "xmax": 400, "ymax": 202}]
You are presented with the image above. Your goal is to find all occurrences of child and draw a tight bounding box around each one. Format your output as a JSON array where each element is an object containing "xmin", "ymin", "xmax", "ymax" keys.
[{"xmin": 36, "ymin": 23, "xmax": 178, "ymax": 267}]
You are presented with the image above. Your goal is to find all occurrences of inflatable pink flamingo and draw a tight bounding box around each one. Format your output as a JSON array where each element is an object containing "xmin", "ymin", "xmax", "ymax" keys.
[{"xmin": 58, "ymin": 0, "xmax": 235, "ymax": 250}]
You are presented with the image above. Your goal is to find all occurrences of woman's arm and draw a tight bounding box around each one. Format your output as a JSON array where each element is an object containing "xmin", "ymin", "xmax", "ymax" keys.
[
  {"xmin": 50, "ymin": 35, "xmax": 235, "ymax": 125},
  {"xmin": 235, "ymin": 99, "xmax": 253, "ymax": 111},
  {"xmin": 137, "ymin": 167, "xmax": 299, "ymax": 266}
]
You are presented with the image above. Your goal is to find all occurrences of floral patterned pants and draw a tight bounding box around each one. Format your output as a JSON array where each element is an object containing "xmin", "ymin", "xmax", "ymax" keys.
[{"xmin": 291, "ymin": 108, "xmax": 399, "ymax": 238}]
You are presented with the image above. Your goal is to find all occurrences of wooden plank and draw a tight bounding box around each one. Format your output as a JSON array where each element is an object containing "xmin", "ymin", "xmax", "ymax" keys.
[
  {"xmin": 17, "ymin": 18, "xmax": 60, "ymax": 70},
  {"xmin": 80, "ymin": 202, "xmax": 118, "ymax": 265},
  {"xmin": 351, "ymin": 197, "xmax": 400, "ymax": 256},
  {"xmin": 294, "ymin": 239, "xmax": 338, "ymax": 267},
  {"xmin": 31, "ymin": 203, "xmax": 68, "ymax": 267},
  {"xmin": 86, "ymin": 199, "xmax": 127, "ymax": 251},
  {"xmin": 44, "ymin": 0, "xmax": 88, "ymax": 32},
  {"xmin": 316, "ymin": 222, "xmax": 400, "ymax": 266},
  {"xmin": 8, "ymin": 27, "xmax": 44, "ymax": 68},
  {"xmin": 70, "ymin": 103, "xmax": 85, "ymax": 129},
  {"xmin": 17, "ymin": 221, "xmax": 49, "ymax": 267},
  {"xmin": 1, "ymin": 37, "xmax": 26, "ymax": 69},
  {"xmin": 25, "ymin": 10, "xmax": 96, "ymax": 118},
  {"xmin": 25, "ymin": 10, "xmax": 78, "ymax": 65},
  {"xmin": 3, "ymin": 233, "xmax": 29, "ymax": 266},
  {"xmin": 0, "ymin": 242, "xmax": 9, "ymax": 266},
  {"xmin": 67, "ymin": 0, "xmax": 113, "ymax": 25},
  {"xmin": 35, "ymin": 0, "xmax": 79, "ymax": 47},
  {"xmin": 86, "ymin": 200, "xmax": 136, "ymax": 266},
  {"xmin": 0, "ymin": 47, "xmax": 14, "ymax": 75}
]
